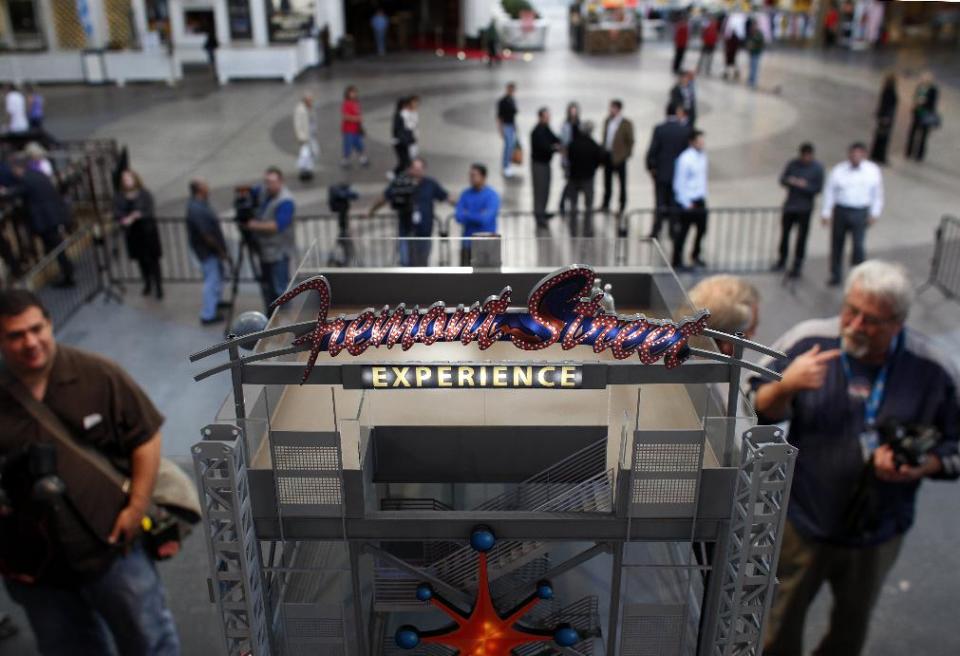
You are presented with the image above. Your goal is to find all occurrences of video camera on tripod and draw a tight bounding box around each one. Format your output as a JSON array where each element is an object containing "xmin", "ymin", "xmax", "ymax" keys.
[{"xmin": 233, "ymin": 185, "xmax": 256, "ymax": 226}]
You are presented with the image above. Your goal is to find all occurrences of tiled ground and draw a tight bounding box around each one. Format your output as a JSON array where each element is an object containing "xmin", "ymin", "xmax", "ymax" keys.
[{"xmin": 1, "ymin": 19, "xmax": 959, "ymax": 656}]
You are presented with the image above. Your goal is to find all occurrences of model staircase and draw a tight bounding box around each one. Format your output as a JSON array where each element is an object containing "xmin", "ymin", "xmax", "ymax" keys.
[{"xmin": 514, "ymin": 596, "xmax": 601, "ymax": 656}]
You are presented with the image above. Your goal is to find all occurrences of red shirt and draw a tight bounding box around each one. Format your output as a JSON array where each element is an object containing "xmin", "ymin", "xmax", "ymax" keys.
[
  {"xmin": 825, "ymin": 9, "xmax": 839, "ymax": 30},
  {"xmin": 674, "ymin": 21, "xmax": 689, "ymax": 48},
  {"xmin": 342, "ymin": 99, "xmax": 361, "ymax": 134},
  {"xmin": 703, "ymin": 21, "xmax": 718, "ymax": 47}
]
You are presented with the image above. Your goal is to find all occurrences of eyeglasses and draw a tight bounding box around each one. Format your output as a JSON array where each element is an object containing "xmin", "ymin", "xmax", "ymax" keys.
[{"xmin": 841, "ymin": 302, "xmax": 896, "ymax": 328}]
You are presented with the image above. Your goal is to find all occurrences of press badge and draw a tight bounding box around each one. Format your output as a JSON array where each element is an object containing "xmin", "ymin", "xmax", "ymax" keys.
[{"xmin": 859, "ymin": 428, "xmax": 879, "ymax": 462}]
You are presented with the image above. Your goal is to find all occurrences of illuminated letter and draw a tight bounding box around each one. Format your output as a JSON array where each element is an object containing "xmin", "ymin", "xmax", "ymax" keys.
[
  {"xmin": 513, "ymin": 366, "xmax": 532, "ymax": 387},
  {"xmin": 479, "ymin": 366, "xmax": 488, "ymax": 387},
  {"xmin": 437, "ymin": 366, "xmax": 453, "ymax": 387},
  {"xmin": 392, "ymin": 366, "xmax": 411, "ymax": 387},
  {"xmin": 492, "ymin": 366, "xmax": 508, "ymax": 387},
  {"xmin": 536, "ymin": 366, "xmax": 556, "ymax": 388},
  {"xmin": 560, "ymin": 366, "xmax": 578, "ymax": 388},
  {"xmin": 458, "ymin": 366, "xmax": 475, "ymax": 387},
  {"xmin": 415, "ymin": 366, "xmax": 432, "ymax": 387}
]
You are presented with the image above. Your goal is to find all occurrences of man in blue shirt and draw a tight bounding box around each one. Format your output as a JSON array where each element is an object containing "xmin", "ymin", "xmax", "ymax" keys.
[
  {"xmin": 671, "ymin": 129, "xmax": 707, "ymax": 270},
  {"xmin": 243, "ymin": 167, "xmax": 296, "ymax": 309},
  {"xmin": 370, "ymin": 158, "xmax": 453, "ymax": 267},
  {"xmin": 454, "ymin": 163, "xmax": 500, "ymax": 266},
  {"xmin": 752, "ymin": 260, "xmax": 959, "ymax": 656}
]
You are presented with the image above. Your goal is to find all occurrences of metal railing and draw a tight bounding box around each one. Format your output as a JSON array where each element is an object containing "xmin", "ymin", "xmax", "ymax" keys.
[
  {"xmin": 380, "ymin": 498, "xmax": 453, "ymax": 511},
  {"xmin": 919, "ymin": 215, "xmax": 960, "ymax": 301}
]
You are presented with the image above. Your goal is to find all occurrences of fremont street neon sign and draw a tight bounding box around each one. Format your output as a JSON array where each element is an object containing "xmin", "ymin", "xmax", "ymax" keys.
[{"xmin": 271, "ymin": 265, "xmax": 710, "ymax": 383}]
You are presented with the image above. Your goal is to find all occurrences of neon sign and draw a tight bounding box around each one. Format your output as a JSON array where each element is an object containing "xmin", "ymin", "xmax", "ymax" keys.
[{"xmin": 271, "ymin": 265, "xmax": 709, "ymax": 383}]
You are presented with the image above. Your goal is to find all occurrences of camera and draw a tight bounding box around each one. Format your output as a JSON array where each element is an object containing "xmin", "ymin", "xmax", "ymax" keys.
[
  {"xmin": 878, "ymin": 421, "xmax": 941, "ymax": 469},
  {"xmin": 328, "ymin": 183, "xmax": 359, "ymax": 215},
  {"xmin": 233, "ymin": 185, "xmax": 255, "ymax": 224}
]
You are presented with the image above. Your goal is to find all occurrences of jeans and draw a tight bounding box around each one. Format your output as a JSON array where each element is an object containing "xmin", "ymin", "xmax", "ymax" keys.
[
  {"xmin": 5, "ymin": 544, "xmax": 180, "ymax": 656},
  {"xmin": 748, "ymin": 52, "xmax": 761, "ymax": 88},
  {"xmin": 374, "ymin": 28, "xmax": 386, "ymax": 56},
  {"xmin": 343, "ymin": 132, "xmax": 364, "ymax": 159},
  {"xmin": 602, "ymin": 158, "xmax": 627, "ymax": 213},
  {"xmin": 199, "ymin": 255, "xmax": 223, "ymax": 320},
  {"xmin": 764, "ymin": 521, "xmax": 903, "ymax": 656},
  {"xmin": 531, "ymin": 161, "xmax": 552, "ymax": 226},
  {"xmin": 829, "ymin": 206, "xmax": 868, "ymax": 282},
  {"xmin": 259, "ymin": 255, "xmax": 290, "ymax": 310},
  {"xmin": 501, "ymin": 123, "xmax": 517, "ymax": 172},
  {"xmin": 777, "ymin": 210, "xmax": 812, "ymax": 270}
]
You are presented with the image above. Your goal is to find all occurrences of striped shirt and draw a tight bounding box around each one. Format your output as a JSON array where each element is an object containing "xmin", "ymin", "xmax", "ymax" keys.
[{"xmin": 751, "ymin": 317, "xmax": 959, "ymax": 546}]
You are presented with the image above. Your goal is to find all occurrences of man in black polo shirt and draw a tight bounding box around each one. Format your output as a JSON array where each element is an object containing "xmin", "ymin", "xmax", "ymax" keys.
[
  {"xmin": 496, "ymin": 82, "xmax": 518, "ymax": 178},
  {"xmin": 0, "ymin": 290, "xmax": 179, "ymax": 655},
  {"xmin": 752, "ymin": 260, "xmax": 959, "ymax": 656},
  {"xmin": 530, "ymin": 107, "xmax": 560, "ymax": 230}
]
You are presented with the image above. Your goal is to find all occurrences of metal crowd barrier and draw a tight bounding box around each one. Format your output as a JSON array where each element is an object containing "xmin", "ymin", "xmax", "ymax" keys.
[{"xmin": 919, "ymin": 214, "xmax": 960, "ymax": 301}]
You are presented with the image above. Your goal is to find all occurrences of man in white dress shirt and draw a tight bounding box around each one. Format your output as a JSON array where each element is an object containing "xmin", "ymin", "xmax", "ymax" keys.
[
  {"xmin": 4, "ymin": 84, "xmax": 29, "ymax": 134},
  {"xmin": 821, "ymin": 142, "xmax": 884, "ymax": 286},
  {"xmin": 671, "ymin": 129, "xmax": 708, "ymax": 269}
]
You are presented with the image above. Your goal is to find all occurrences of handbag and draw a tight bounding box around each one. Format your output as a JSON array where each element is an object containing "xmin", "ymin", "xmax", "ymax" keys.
[
  {"xmin": 511, "ymin": 142, "xmax": 523, "ymax": 165},
  {"xmin": 0, "ymin": 371, "xmax": 200, "ymax": 555}
]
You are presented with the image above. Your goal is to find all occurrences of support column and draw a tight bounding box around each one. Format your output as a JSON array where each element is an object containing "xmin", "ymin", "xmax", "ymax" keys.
[
  {"xmin": 87, "ymin": 0, "xmax": 109, "ymax": 48},
  {"xmin": 36, "ymin": 0, "xmax": 58, "ymax": 50},
  {"xmin": 131, "ymin": 0, "xmax": 148, "ymax": 47},
  {"xmin": 349, "ymin": 541, "xmax": 368, "ymax": 656},
  {"xmin": 250, "ymin": 0, "xmax": 268, "ymax": 46},
  {"xmin": 462, "ymin": 0, "xmax": 494, "ymax": 39},
  {"xmin": 315, "ymin": 0, "xmax": 345, "ymax": 44},
  {"xmin": 214, "ymin": 0, "xmax": 230, "ymax": 46},
  {"xmin": 606, "ymin": 541, "xmax": 624, "ymax": 656}
]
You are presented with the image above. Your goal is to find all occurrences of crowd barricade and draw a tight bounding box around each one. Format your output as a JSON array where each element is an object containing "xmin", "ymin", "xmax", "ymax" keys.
[{"xmin": 919, "ymin": 215, "xmax": 960, "ymax": 301}]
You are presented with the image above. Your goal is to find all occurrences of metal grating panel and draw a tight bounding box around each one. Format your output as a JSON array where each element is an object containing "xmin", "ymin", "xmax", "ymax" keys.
[
  {"xmin": 287, "ymin": 618, "xmax": 343, "ymax": 640},
  {"xmin": 630, "ymin": 430, "xmax": 705, "ymax": 518},
  {"xmin": 277, "ymin": 476, "xmax": 343, "ymax": 505},
  {"xmin": 273, "ymin": 445, "xmax": 340, "ymax": 470},
  {"xmin": 635, "ymin": 443, "xmax": 702, "ymax": 472},
  {"xmin": 621, "ymin": 604, "xmax": 685, "ymax": 656},
  {"xmin": 269, "ymin": 431, "xmax": 344, "ymax": 516},
  {"xmin": 632, "ymin": 478, "xmax": 697, "ymax": 504}
]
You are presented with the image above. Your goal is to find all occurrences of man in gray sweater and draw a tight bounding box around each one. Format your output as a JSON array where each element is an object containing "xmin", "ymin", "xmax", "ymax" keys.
[{"xmin": 775, "ymin": 143, "xmax": 824, "ymax": 278}]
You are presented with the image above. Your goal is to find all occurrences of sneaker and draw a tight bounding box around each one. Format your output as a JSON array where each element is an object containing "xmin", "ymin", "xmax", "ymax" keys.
[{"xmin": 201, "ymin": 313, "xmax": 226, "ymax": 326}]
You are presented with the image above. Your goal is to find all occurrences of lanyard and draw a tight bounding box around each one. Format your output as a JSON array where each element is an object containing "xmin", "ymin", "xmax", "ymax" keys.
[{"xmin": 840, "ymin": 331, "xmax": 901, "ymax": 429}]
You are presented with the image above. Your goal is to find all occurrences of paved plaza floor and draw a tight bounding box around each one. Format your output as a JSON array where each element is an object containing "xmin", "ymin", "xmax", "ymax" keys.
[{"xmin": 2, "ymin": 23, "xmax": 959, "ymax": 656}]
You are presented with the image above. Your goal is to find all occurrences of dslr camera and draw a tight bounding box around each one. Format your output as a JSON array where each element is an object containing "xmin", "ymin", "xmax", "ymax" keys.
[
  {"xmin": 233, "ymin": 185, "xmax": 256, "ymax": 225},
  {"xmin": 878, "ymin": 420, "xmax": 941, "ymax": 468}
]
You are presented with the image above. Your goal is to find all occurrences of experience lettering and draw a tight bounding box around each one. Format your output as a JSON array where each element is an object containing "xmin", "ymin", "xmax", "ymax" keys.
[
  {"xmin": 363, "ymin": 365, "xmax": 581, "ymax": 389},
  {"xmin": 271, "ymin": 265, "xmax": 709, "ymax": 383}
]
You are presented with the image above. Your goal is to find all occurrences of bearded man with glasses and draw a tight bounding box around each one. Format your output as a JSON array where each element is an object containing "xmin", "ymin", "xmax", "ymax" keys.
[{"xmin": 751, "ymin": 259, "xmax": 960, "ymax": 656}]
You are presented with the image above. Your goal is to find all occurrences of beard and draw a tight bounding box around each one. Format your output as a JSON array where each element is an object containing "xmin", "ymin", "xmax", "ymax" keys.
[{"xmin": 841, "ymin": 329, "xmax": 870, "ymax": 359}]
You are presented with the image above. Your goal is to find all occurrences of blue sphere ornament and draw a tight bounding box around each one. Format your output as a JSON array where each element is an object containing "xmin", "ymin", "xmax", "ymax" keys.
[
  {"xmin": 470, "ymin": 526, "xmax": 496, "ymax": 552},
  {"xmin": 395, "ymin": 626, "xmax": 421, "ymax": 649},
  {"xmin": 416, "ymin": 584, "xmax": 433, "ymax": 601},
  {"xmin": 554, "ymin": 624, "xmax": 580, "ymax": 647},
  {"xmin": 536, "ymin": 581, "xmax": 554, "ymax": 600}
]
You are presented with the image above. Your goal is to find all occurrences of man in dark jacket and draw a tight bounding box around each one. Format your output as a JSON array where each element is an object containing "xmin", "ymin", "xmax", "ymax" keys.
[
  {"xmin": 645, "ymin": 103, "xmax": 690, "ymax": 240},
  {"xmin": 775, "ymin": 143, "xmax": 824, "ymax": 277},
  {"xmin": 4, "ymin": 156, "xmax": 74, "ymax": 286},
  {"xmin": 186, "ymin": 178, "xmax": 229, "ymax": 325},
  {"xmin": 530, "ymin": 107, "xmax": 560, "ymax": 229},
  {"xmin": 669, "ymin": 70, "xmax": 697, "ymax": 127},
  {"xmin": 566, "ymin": 121, "xmax": 605, "ymax": 237}
]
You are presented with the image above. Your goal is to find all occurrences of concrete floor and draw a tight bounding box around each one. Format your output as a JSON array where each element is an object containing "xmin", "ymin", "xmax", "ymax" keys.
[{"xmin": 2, "ymin": 20, "xmax": 960, "ymax": 656}]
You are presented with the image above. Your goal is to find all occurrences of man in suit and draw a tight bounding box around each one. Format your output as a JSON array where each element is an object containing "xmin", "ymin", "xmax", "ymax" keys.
[
  {"xmin": 645, "ymin": 103, "xmax": 691, "ymax": 240},
  {"xmin": 669, "ymin": 70, "xmax": 697, "ymax": 127},
  {"xmin": 600, "ymin": 99, "xmax": 634, "ymax": 216}
]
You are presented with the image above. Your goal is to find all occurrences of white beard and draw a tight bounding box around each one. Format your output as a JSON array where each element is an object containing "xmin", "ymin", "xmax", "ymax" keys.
[{"xmin": 842, "ymin": 332, "xmax": 869, "ymax": 359}]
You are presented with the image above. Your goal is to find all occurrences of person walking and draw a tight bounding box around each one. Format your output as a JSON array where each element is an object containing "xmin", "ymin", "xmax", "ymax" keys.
[
  {"xmin": 530, "ymin": 107, "xmax": 560, "ymax": 230},
  {"xmin": 753, "ymin": 261, "xmax": 960, "ymax": 656},
  {"xmin": 3, "ymin": 84, "xmax": 28, "ymax": 134},
  {"xmin": 722, "ymin": 10, "xmax": 746, "ymax": 80},
  {"xmin": 669, "ymin": 70, "xmax": 697, "ymax": 127},
  {"xmin": 371, "ymin": 9, "xmax": 388, "ymax": 56},
  {"xmin": 645, "ymin": 103, "xmax": 690, "ymax": 241},
  {"xmin": 403, "ymin": 95, "xmax": 420, "ymax": 160},
  {"xmin": 671, "ymin": 129, "xmax": 708, "ymax": 269},
  {"xmin": 672, "ymin": 13, "xmax": 690, "ymax": 74},
  {"xmin": 203, "ymin": 30, "xmax": 219, "ymax": 67},
  {"xmin": 341, "ymin": 85, "xmax": 369, "ymax": 168},
  {"xmin": 869, "ymin": 74, "xmax": 898, "ymax": 165},
  {"xmin": 454, "ymin": 163, "xmax": 500, "ymax": 266},
  {"xmin": 186, "ymin": 178, "xmax": 229, "ymax": 325},
  {"xmin": 114, "ymin": 169, "xmax": 163, "ymax": 299},
  {"xmin": 774, "ymin": 143, "xmax": 824, "ymax": 278},
  {"xmin": 293, "ymin": 93, "xmax": 318, "ymax": 181},
  {"xmin": 24, "ymin": 84, "xmax": 44, "ymax": 130},
  {"xmin": 391, "ymin": 97, "xmax": 414, "ymax": 176},
  {"xmin": 558, "ymin": 102, "xmax": 580, "ymax": 216},
  {"xmin": 369, "ymin": 158, "xmax": 453, "ymax": 267},
  {"xmin": 497, "ymin": 83, "xmax": 519, "ymax": 178},
  {"xmin": 746, "ymin": 22, "xmax": 765, "ymax": 89},
  {"xmin": 822, "ymin": 142, "xmax": 883, "ymax": 286},
  {"xmin": 697, "ymin": 15, "xmax": 719, "ymax": 76},
  {"xmin": 243, "ymin": 166, "xmax": 297, "ymax": 308},
  {"xmin": 0, "ymin": 290, "xmax": 183, "ymax": 656},
  {"xmin": 600, "ymin": 99, "xmax": 634, "ymax": 216},
  {"xmin": 4, "ymin": 156, "xmax": 74, "ymax": 287},
  {"xmin": 905, "ymin": 72, "xmax": 939, "ymax": 162},
  {"xmin": 566, "ymin": 121, "xmax": 605, "ymax": 237}
]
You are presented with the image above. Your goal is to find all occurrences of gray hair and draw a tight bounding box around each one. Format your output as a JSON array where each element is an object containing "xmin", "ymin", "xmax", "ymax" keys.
[
  {"xmin": 845, "ymin": 260, "xmax": 913, "ymax": 321},
  {"xmin": 688, "ymin": 274, "xmax": 760, "ymax": 334},
  {"xmin": 580, "ymin": 120, "xmax": 594, "ymax": 135}
]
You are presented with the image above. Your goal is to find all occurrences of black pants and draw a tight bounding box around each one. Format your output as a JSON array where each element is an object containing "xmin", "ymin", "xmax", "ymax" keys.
[
  {"xmin": 460, "ymin": 246, "xmax": 472, "ymax": 267},
  {"xmin": 38, "ymin": 229, "xmax": 74, "ymax": 283},
  {"xmin": 870, "ymin": 121, "xmax": 892, "ymax": 164},
  {"xmin": 651, "ymin": 180, "xmax": 675, "ymax": 239},
  {"xmin": 136, "ymin": 257, "xmax": 162, "ymax": 296},
  {"xmin": 830, "ymin": 205, "xmax": 869, "ymax": 282},
  {"xmin": 602, "ymin": 159, "xmax": 627, "ymax": 213},
  {"xmin": 531, "ymin": 161, "xmax": 552, "ymax": 226},
  {"xmin": 777, "ymin": 210, "xmax": 811, "ymax": 271},
  {"xmin": 671, "ymin": 199, "xmax": 707, "ymax": 267},
  {"xmin": 672, "ymin": 46, "xmax": 686, "ymax": 73},
  {"xmin": 905, "ymin": 117, "xmax": 929, "ymax": 161},
  {"xmin": 566, "ymin": 177, "xmax": 595, "ymax": 237},
  {"xmin": 394, "ymin": 143, "xmax": 411, "ymax": 175}
]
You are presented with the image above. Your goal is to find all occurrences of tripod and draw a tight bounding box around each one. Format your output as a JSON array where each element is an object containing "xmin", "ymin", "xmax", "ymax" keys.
[
  {"xmin": 92, "ymin": 223, "xmax": 125, "ymax": 305},
  {"xmin": 221, "ymin": 226, "xmax": 264, "ymax": 338}
]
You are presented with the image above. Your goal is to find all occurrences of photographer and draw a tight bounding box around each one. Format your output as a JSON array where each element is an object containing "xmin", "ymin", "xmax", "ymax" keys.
[
  {"xmin": 241, "ymin": 166, "xmax": 296, "ymax": 309},
  {"xmin": 0, "ymin": 289, "xmax": 179, "ymax": 655},
  {"xmin": 369, "ymin": 157, "xmax": 452, "ymax": 267},
  {"xmin": 752, "ymin": 260, "xmax": 959, "ymax": 656}
]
